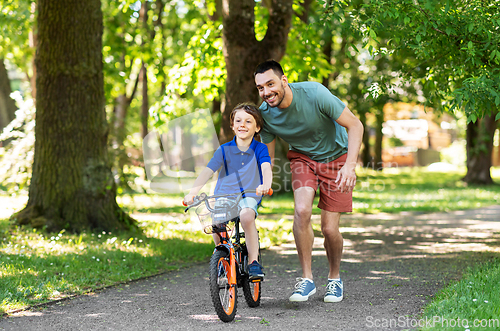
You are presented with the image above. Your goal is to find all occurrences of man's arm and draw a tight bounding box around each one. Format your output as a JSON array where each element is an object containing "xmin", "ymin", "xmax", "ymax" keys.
[
  {"xmin": 335, "ymin": 106, "xmax": 364, "ymax": 193},
  {"xmin": 265, "ymin": 139, "xmax": 276, "ymax": 168}
]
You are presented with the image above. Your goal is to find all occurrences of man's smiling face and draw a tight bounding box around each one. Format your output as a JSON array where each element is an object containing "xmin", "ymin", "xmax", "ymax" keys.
[{"xmin": 255, "ymin": 69, "xmax": 287, "ymax": 108}]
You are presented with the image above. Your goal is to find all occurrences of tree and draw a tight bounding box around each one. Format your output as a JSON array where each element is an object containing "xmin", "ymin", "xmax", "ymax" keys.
[
  {"xmin": 0, "ymin": 0, "xmax": 37, "ymax": 101},
  {"xmin": 340, "ymin": 0, "xmax": 500, "ymax": 183},
  {"xmin": 219, "ymin": 0, "xmax": 294, "ymax": 143},
  {"xmin": 14, "ymin": 0, "xmax": 135, "ymax": 232},
  {"xmin": 0, "ymin": 59, "xmax": 16, "ymax": 133},
  {"xmin": 320, "ymin": 0, "xmax": 416, "ymax": 169}
]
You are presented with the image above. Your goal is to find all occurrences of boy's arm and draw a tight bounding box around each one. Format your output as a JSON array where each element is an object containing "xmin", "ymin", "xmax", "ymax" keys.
[
  {"xmin": 184, "ymin": 167, "xmax": 215, "ymax": 204},
  {"xmin": 256, "ymin": 162, "xmax": 273, "ymax": 195}
]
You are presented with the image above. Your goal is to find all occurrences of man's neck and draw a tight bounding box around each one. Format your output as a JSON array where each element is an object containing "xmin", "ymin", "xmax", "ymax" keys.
[{"xmin": 278, "ymin": 84, "xmax": 293, "ymax": 109}]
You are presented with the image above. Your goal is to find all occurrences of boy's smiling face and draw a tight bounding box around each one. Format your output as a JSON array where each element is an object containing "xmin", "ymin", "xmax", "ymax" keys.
[{"xmin": 231, "ymin": 109, "xmax": 260, "ymax": 141}]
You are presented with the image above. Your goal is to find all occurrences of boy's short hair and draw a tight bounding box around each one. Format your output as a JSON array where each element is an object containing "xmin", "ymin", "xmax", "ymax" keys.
[
  {"xmin": 230, "ymin": 102, "xmax": 264, "ymax": 137},
  {"xmin": 254, "ymin": 60, "xmax": 284, "ymax": 78}
]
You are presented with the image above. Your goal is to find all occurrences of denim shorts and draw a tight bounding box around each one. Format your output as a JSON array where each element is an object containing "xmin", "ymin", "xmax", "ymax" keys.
[{"xmin": 239, "ymin": 197, "xmax": 259, "ymax": 217}]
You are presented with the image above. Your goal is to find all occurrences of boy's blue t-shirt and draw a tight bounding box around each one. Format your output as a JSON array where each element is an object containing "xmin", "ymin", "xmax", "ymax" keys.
[{"xmin": 207, "ymin": 137, "xmax": 271, "ymax": 203}]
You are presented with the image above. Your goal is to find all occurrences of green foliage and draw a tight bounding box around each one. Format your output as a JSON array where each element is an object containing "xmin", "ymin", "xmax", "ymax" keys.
[
  {"xmin": 353, "ymin": 167, "xmax": 500, "ymax": 213},
  {"xmin": 341, "ymin": 0, "xmax": 500, "ymax": 122},
  {"xmin": 0, "ymin": 94, "xmax": 34, "ymax": 193},
  {"xmin": 281, "ymin": 12, "xmax": 331, "ymax": 82},
  {"xmin": 0, "ymin": 0, "xmax": 34, "ymax": 72}
]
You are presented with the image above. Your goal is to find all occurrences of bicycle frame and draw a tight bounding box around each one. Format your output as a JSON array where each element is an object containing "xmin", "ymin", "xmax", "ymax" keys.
[
  {"xmin": 183, "ymin": 189, "xmax": 271, "ymax": 321},
  {"xmin": 214, "ymin": 226, "xmax": 237, "ymax": 288}
]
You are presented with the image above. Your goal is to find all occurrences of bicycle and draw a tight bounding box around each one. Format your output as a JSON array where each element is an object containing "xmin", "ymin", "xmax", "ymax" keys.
[{"xmin": 183, "ymin": 189, "xmax": 272, "ymax": 322}]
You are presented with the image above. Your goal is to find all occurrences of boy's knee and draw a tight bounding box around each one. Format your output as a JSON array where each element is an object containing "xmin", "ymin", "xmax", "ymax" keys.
[{"xmin": 240, "ymin": 208, "xmax": 256, "ymax": 224}]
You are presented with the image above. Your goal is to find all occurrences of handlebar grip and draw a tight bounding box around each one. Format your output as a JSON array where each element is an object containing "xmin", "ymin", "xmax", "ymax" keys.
[
  {"xmin": 267, "ymin": 188, "xmax": 273, "ymax": 196},
  {"xmin": 182, "ymin": 201, "xmax": 187, "ymax": 206}
]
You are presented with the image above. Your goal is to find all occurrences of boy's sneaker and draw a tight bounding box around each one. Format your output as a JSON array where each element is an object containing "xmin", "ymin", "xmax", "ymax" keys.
[
  {"xmin": 324, "ymin": 279, "xmax": 343, "ymax": 302},
  {"xmin": 289, "ymin": 278, "xmax": 316, "ymax": 302},
  {"xmin": 248, "ymin": 260, "xmax": 264, "ymax": 280}
]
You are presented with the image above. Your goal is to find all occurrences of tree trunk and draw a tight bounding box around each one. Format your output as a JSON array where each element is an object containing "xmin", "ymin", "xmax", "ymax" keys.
[
  {"xmin": 463, "ymin": 114, "xmax": 497, "ymax": 185},
  {"xmin": 359, "ymin": 110, "xmax": 372, "ymax": 167},
  {"xmin": 179, "ymin": 116, "xmax": 195, "ymax": 172},
  {"xmin": 220, "ymin": 0, "xmax": 293, "ymax": 143},
  {"xmin": 28, "ymin": 2, "xmax": 37, "ymax": 103},
  {"xmin": 374, "ymin": 106, "xmax": 384, "ymax": 170},
  {"xmin": 220, "ymin": 0, "xmax": 293, "ymax": 194},
  {"xmin": 0, "ymin": 58, "xmax": 17, "ymax": 133},
  {"xmin": 15, "ymin": 0, "xmax": 135, "ymax": 233}
]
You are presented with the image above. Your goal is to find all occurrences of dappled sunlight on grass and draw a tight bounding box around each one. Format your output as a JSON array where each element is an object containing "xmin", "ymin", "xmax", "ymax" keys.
[
  {"xmin": 353, "ymin": 167, "xmax": 500, "ymax": 213},
  {"xmin": 1, "ymin": 167, "xmax": 499, "ymax": 314},
  {"xmin": 0, "ymin": 218, "xmax": 214, "ymax": 314},
  {"xmin": 0, "ymin": 194, "xmax": 27, "ymax": 219}
]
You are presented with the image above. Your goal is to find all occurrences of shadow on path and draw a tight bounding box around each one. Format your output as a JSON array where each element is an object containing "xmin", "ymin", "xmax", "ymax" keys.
[{"xmin": 1, "ymin": 206, "xmax": 500, "ymax": 331}]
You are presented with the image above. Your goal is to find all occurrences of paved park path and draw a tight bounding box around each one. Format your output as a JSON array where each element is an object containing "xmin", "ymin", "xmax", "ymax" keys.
[{"xmin": 1, "ymin": 206, "xmax": 500, "ymax": 331}]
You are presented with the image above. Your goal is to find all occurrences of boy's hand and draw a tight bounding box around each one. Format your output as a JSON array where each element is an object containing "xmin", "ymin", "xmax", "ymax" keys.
[
  {"xmin": 184, "ymin": 194, "xmax": 196, "ymax": 205},
  {"xmin": 256, "ymin": 184, "xmax": 271, "ymax": 196}
]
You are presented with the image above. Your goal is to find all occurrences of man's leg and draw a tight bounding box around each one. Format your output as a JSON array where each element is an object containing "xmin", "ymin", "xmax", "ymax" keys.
[
  {"xmin": 293, "ymin": 186, "xmax": 316, "ymax": 280},
  {"xmin": 320, "ymin": 210, "xmax": 343, "ymax": 279}
]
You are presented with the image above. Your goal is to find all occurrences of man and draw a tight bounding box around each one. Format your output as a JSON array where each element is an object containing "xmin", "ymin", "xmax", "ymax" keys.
[{"xmin": 254, "ymin": 60, "xmax": 363, "ymax": 303}]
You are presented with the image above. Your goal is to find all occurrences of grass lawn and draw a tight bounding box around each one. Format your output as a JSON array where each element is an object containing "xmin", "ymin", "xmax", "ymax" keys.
[
  {"xmin": 1, "ymin": 167, "xmax": 499, "ymax": 315},
  {"xmin": 420, "ymin": 259, "xmax": 500, "ymax": 330}
]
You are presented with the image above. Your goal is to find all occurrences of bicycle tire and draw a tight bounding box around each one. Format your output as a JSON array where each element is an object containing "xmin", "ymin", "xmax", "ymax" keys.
[
  {"xmin": 241, "ymin": 246, "xmax": 262, "ymax": 307},
  {"xmin": 242, "ymin": 277, "xmax": 261, "ymax": 307},
  {"xmin": 209, "ymin": 250, "xmax": 237, "ymax": 322}
]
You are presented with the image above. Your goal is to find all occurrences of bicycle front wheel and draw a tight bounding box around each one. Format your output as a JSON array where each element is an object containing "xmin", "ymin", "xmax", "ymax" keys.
[{"xmin": 209, "ymin": 250, "xmax": 237, "ymax": 322}]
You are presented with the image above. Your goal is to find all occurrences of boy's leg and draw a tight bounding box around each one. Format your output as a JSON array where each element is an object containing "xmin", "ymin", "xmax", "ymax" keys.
[
  {"xmin": 239, "ymin": 197, "xmax": 259, "ymax": 262},
  {"xmin": 212, "ymin": 234, "xmax": 220, "ymax": 246},
  {"xmin": 239, "ymin": 207, "xmax": 258, "ymax": 262}
]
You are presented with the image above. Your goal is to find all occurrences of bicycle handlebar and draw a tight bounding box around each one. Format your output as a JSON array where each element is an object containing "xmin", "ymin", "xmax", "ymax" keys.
[{"xmin": 182, "ymin": 188, "xmax": 273, "ymax": 211}]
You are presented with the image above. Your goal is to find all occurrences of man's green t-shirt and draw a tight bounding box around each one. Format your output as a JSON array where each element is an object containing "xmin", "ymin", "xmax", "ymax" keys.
[{"xmin": 259, "ymin": 81, "xmax": 348, "ymax": 163}]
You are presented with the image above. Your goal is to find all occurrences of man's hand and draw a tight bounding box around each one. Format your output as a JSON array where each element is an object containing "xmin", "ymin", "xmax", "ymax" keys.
[{"xmin": 335, "ymin": 163, "xmax": 357, "ymax": 193}]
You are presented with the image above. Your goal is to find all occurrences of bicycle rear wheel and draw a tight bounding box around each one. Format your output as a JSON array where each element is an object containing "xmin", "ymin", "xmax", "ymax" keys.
[
  {"xmin": 242, "ymin": 246, "xmax": 262, "ymax": 307},
  {"xmin": 242, "ymin": 277, "xmax": 261, "ymax": 307},
  {"xmin": 209, "ymin": 250, "xmax": 237, "ymax": 322}
]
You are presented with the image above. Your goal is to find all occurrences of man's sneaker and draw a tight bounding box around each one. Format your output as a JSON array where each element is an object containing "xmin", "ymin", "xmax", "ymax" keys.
[
  {"xmin": 289, "ymin": 278, "xmax": 316, "ymax": 302},
  {"xmin": 248, "ymin": 260, "xmax": 264, "ymax": 280},
  {"xmin": 324, "ymin": 279, "xmax": 343, "ymax": 303}
]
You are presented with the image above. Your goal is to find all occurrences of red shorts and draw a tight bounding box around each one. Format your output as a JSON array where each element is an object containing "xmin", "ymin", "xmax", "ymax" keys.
[{"xmin": 287, "ymin": 150, "xmax": 352, "ymax": 213}]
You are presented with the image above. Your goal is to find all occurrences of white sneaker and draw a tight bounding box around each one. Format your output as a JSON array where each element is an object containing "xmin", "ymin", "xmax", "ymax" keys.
[
  {"xmin": 289, "ymin": 278, "xmax": 316, "ymax": 302},
  {"xmin": 324, "ymin": 279, "xmax": 343, "ymax": 303}
]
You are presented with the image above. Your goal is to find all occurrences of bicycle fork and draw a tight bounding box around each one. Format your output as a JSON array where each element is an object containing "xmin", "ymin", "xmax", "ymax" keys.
[{"xmin": 215, "ymin": 234, "xmax": 237, "ymax": 288}]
